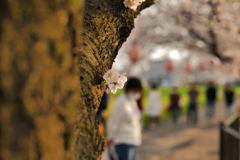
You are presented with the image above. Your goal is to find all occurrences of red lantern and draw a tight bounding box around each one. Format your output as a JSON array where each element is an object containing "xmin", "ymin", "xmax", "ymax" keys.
[
  {"xmin": 127, "ymin": 43, "xmax": 142, "ymax": 63},
  {"xmin": 185, "ymin": 64, "xmax": 193, "ymax": 73},
  {"xmin": 165, "ymin": 60, "xmax": 174, "ymax": 71}
]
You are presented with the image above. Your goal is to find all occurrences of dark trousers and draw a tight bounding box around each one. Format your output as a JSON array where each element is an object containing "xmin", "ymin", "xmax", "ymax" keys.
[
  {"xmin": 187, "ymin": 108, "xmax": 197, "ymax": 124},
  {"xmin": 115, "ymin": 144, "xmax": 136, "ymax": 160},
  {"xmin": 206, "ymin": 100, "xmax": 215, "ymax": 120},
  {"xmin": 149, "ymin": 116, "xmax": 159, "ymax": 125},
  {"xmin": 171, "ymin": 107, "xmax": 179, "ymax": 123}
]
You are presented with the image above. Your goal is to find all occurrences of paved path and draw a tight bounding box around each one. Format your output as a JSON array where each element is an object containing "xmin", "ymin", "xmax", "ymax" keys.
[{"xmin": 137, "ymin": 101, "xmax": 227, "ymax": 160}]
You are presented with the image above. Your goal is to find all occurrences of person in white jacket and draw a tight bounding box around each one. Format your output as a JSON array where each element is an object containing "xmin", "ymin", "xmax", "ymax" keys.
[
  {"xmin": 148, "ymin": 84, "xmax": 161, "ymax": 129},
  {"xmin": 106, "ymin": 77, "xmax": 143, "ymax": 160}
]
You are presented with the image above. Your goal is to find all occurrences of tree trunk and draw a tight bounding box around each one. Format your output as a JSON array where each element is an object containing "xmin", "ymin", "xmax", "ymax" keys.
[
  {"xmin": 0, "ymin": 1, "xmax": 85, "ymax": 160},
  {"xmin": 0, "ymin": 0, "xmax": 153, "ymax": 160}
]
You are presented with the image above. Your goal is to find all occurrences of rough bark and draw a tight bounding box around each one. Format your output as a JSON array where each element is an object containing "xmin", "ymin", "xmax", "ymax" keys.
[
  {"xmin": 0, "ymin": 0, "xmax": 153, "ymax": 160},
  {"xmin": 0, "ymin": 1, "xmax": 84, "ymax": 160},
  {"xmin": 76, "ymin": 0, "xmax": 153, "ymax": 159},
  {"xmin": 80, "ymin": 0, "xmax": 154, "ymax": 110}
]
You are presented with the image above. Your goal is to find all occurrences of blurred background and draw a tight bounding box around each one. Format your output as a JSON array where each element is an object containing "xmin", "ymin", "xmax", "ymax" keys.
[
  {"xmin": 100, "ymin": 0, "xmax": 240, "ymax": 159},
  {"xmin": 114, "ymin": 0, "xmax": 240, "ymax": 84}
]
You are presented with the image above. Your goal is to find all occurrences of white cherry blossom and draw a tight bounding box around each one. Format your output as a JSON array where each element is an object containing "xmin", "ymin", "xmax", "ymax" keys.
[
  {"xmin": 116, "ymin": 73, "xmax": 127, "ymax": 89},
  {"xmin": 103, "ymin": 70, "xmax": 127, "ymax": 94},
  {"xmin": 123, "ymin": 0, "xmax": 146, "ymax": 11},
  {"xmin": 108, "ymin": 83, "xmax": 119, "ymax": 94},
  {"xmin": 103, "ymin": 69, "xmax": 119, "ymax": 83}
]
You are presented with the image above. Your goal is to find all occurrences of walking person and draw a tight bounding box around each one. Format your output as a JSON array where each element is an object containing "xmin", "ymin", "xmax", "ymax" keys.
[
  {"xmin": 224, "ymin": 84, "xmax": 235, "ymax": 118},
  {"xmin": 106, "ymin": 77, "xmax": 143, "ymax": 160},
  {"xmin": 205, "ymin": 81, "xmax": 217, "ymax": 121},
  {"xmin": 97, "ymin": 92, "xmax": 108, "ymax": 135},
  {"xmin": 187, "ymin": 84, "xmax": 198, "ymax": 125},
  {"xmin": 148, "ymin": 84, "xmax": 161, "ymax": 129},
  {"xmin": 169, "ymin": 87, "xmax": 180, "ymax": 123}
]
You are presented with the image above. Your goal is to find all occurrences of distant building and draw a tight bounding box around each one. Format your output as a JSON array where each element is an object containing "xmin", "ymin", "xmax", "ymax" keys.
[
  {"xmin": 142, "ymin": 60, "xmax": 177, "ymax": 87},
  {"xmin": 142, "ymin": 60, "xmax": 217, "ymax": 86}
]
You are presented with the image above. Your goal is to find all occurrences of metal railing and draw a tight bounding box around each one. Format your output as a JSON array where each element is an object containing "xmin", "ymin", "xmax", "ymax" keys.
[{"xmin": 220, "ymin": 113, "xmax": 240, "ymax": 160}]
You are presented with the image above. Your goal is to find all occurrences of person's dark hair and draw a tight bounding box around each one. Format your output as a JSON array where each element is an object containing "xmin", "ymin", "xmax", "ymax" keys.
[
  {"xmin": 225, "ymin": 83, "xmax": 231, "ymax": 87},
  {"xmin": 209, "ymin": 81, "xmax": 214, "ymax": 86},
  {"xmin": 125, "ymin": 77, "xmax": 142, "ymax": 92},
  {"xmin": 151, "ymin": 84, "xmax": 157, "ymax": 90},
  {"xmin": 225, "ymin": 83, "xmax": 232, "ymax": 89}
]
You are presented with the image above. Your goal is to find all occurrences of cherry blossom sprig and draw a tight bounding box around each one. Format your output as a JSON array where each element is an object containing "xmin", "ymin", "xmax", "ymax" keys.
[
  {"xmin": 123, "ymin": 0, "xmax": 146, "ymax": 10},
  {"xmin": 103, "ymin": 69, "xmax": 127, "ymax": 94}
]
